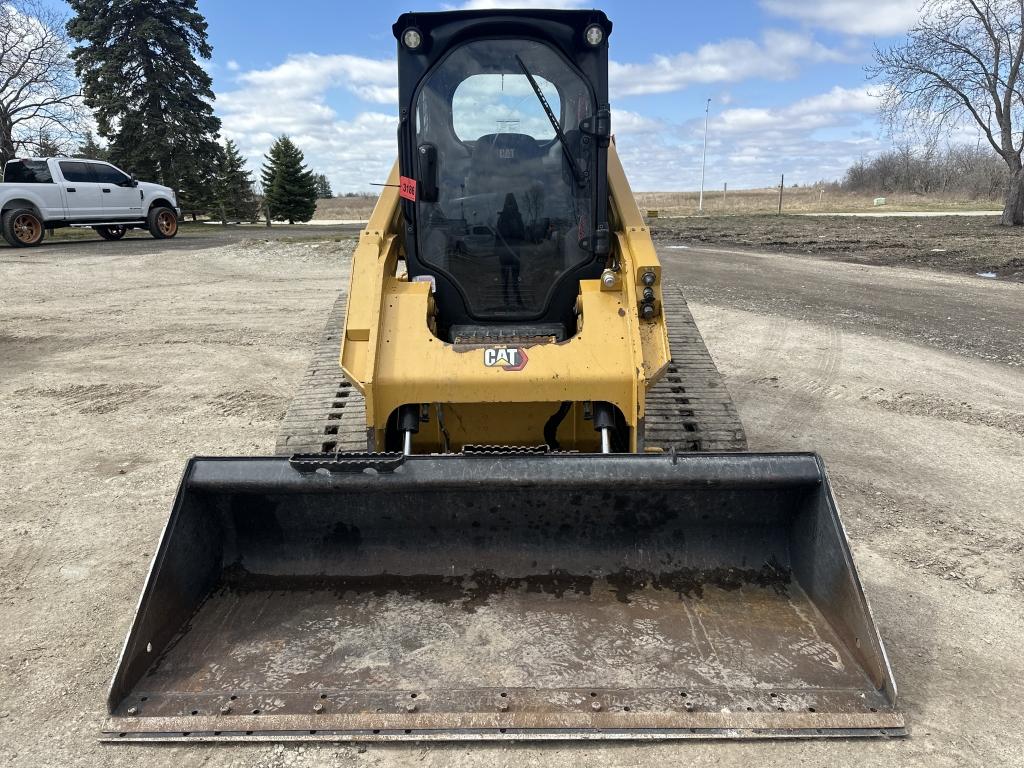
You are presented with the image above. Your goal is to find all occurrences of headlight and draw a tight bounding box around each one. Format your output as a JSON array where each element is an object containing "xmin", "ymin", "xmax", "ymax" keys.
[
  {"xmin": 584, "ymin": 24, "xmax": 604, "ymax": 47},
  {"xmin": 402, "ymin": 27, "xmax": 423, "ymax": 50}
]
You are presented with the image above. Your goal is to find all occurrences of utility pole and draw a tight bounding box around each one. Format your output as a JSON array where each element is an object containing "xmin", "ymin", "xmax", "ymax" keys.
[
  {"xmin": 698, "ymin": 97, "xmax": 711, "ymax": 212},
  {"xmin": 778, "ymin": 174, "xmax": 784, "ymax": 215}
]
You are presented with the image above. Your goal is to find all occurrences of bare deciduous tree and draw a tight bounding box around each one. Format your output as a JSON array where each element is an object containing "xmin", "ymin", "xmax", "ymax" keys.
[
  {"xmin": 872, "ymin": 1, "xmax": 1024, "ymax": 225},
  {"xmin": 843, "ymin": 142, "xmax": 1009, "ymax": 198},
  {"xmin": 0, "ymin": 0, "xmax": 86, "ymax": 166}
]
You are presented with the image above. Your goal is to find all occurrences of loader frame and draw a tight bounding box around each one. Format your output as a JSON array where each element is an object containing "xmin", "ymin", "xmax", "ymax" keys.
[{"xmin": 341, "ymin": 143, "xmax": 670, "ymax": 453}]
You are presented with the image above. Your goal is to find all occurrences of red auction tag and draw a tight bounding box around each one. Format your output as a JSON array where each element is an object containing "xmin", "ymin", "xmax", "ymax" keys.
[{"xmin": 399, "ymin": 176, "xmax": 417, "ymax": 201}]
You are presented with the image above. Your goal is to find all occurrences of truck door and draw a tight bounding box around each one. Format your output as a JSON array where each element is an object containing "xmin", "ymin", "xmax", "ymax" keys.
[
  {"xmin": 90, "ymin": 162, "xmax": 142, "ymax": 219},
  {"xmin": 57, "ymin": 160, "xmax": 104, "ymax": 220}
]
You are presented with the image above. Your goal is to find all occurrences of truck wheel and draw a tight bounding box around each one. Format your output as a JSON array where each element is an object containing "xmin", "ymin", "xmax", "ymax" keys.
[
  {"xmin": 95, "ymin": 225, "xmax": 128, "ymax": 241},
  {"xmin": 147, "ymin": 206, "xmax": 178, "ymax": 239},
  {"xmin": 2, "ymin": 208, "xmax": 46, "ymax": 248}
]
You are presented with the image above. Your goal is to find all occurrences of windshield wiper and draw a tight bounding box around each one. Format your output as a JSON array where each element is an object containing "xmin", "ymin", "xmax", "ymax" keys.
[{"xmin": 514, "ymin": 54, "xmax": 583, "ymax": 186}]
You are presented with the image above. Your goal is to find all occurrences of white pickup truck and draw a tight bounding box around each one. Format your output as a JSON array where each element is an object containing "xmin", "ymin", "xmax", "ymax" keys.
[{"xmin": 0, "ymin": 157, "xmax": 181, "ymax": 248}]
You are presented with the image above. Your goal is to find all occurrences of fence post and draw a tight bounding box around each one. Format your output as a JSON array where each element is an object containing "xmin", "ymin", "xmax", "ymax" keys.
[{"xmin": 778, "ymin": 174, "xmax": 784, "ymax": 214}]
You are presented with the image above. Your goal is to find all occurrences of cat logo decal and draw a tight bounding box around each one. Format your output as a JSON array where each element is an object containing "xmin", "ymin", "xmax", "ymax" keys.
[{"xmin": 483, "ymin": 347, "xmax": 528, "ymax": 371}]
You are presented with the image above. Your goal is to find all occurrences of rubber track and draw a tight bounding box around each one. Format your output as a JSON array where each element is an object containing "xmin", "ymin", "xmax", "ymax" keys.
[
  {"xmin": 275, "ymin": 292, "xmax": 367, "ymax": 455},
  {"xmin": 643, "ymin": 283, "xmax": 747, "ymax": 452},
  {"xmin": 275, "ymin": 284, "xmax": 746, "ymax": 455}
]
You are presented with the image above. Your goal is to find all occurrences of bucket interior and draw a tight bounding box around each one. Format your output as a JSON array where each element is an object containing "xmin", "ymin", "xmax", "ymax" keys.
[{"xmin": 105, "ymin": 455, "xmax": 903, "ymax": 740}]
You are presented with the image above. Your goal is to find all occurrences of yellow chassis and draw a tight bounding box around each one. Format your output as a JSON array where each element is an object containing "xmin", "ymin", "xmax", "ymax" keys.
[{"xmin": 341, "ymin": 142, "xmax": 670, "ymax": 452}]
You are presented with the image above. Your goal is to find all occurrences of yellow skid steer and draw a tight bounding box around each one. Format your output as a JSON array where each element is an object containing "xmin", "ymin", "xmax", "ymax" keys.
[{"xmin": 104, "ymin": 9, "xmax": 903, "ymax": 742}]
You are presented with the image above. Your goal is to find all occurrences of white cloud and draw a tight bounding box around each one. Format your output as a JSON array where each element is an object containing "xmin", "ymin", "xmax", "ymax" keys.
[
  {"xmin": 610, "ymin": 30, "xmax": 846, "ymax": 97},
  {"xmin": 612, "ymin": 109, "xmax": 664, "ymax": 135},
  {"xmin": 615, "ymin": 86, "xmax": 883, "ymax": 190},
  {"xmin": 233, "ymin": 53, "xmax": 397, "ymax": 105},
  {"xmin": 216, "ymin": 54, "xmax": 399, "ymax": 191},
  {"xmin": 226, "ymin": 59, "xmax": 239, "ymax": 72},
  {"xmin": 760, "ymin": 0, "xmax": 920, "ymax": 35},
  {"xmin": 712, "ymin": 85, "xmax": 880, "ymax": 134}
]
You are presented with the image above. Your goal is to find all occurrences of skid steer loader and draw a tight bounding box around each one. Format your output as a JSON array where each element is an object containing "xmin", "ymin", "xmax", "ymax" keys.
[{"xmin": 104, "ymin": 9, "xmax": 904, "ymax": 742}]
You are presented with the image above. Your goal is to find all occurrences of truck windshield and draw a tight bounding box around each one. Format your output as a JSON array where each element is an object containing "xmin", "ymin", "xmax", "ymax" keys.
[
  {"xmin": 414, "ymin": 39, "xmax": 595, "ymax": 319},
  {"xmin": 3, "ymin": 160, "xmax": 53, "ymax": 184}
]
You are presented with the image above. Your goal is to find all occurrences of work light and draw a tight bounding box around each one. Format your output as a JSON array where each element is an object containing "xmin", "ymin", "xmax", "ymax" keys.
[{"xmin": 402, "ymin": 27, "xmax": 423, "ymax": 50}]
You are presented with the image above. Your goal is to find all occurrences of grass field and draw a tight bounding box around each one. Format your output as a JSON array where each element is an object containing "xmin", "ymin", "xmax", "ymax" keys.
[
  {"xmin": 635, "ymin": 188, "xmax": 1004, "ymax": 215},
  {"xmin": 313, "ymin": 188, "xmax": 1005, "ymax": 220}
]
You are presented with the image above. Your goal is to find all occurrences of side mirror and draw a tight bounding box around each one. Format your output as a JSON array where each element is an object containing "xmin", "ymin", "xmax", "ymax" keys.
[{"xmin": 131, "ymin": 175, "xmax": 138, "ymax": 188}]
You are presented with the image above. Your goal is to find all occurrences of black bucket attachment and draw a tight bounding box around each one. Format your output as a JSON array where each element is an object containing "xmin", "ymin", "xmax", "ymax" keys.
[{"xmin": 104, "ymin": 453, "xmax": 903, "ymax": 741}]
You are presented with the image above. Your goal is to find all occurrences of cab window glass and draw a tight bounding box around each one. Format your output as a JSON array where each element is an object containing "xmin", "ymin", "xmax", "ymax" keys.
[
  {"xmin": 452, "ymin": 74, "xmax": 560, "ymax": 141},
  {"xmin": 91, "ymin": 163, "xmax": 131, "ymax": 185},
  {"xmin": 3, "ymin": 160, "xmax": 53, "ymax": 183},
  {"xmin": 58, "ymin": 161, "xmax": 94, "ymax": 183}
]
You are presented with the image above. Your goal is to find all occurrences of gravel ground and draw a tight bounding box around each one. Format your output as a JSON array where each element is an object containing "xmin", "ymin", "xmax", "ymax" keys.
[{"xmin": 1, "ymin": 232, "xmax": 1021, "ymax": 767}]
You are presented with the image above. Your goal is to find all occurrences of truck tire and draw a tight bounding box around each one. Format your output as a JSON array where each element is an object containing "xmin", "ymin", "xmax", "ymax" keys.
[
  {"xmin": 2, "ymin": 208, "xmax": 46, "ymax": 248},
  {"xmin": 147, "ymin": 206, "xmax": 178, "ymax": 239},
  {"xmin": 94, "ymin": 225, "xmax": 128, "ymax": 241}
]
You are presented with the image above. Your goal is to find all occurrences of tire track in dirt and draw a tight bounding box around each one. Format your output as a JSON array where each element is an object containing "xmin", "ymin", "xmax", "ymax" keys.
[
  {"xmin": 14, "ymin": 383, "xmax": 157, "ymax": 415},
  {"xmin": 763, "ymin": 320, "xmax": 843, "ymax": 437},
  {"xmin": 729, "ymin": 315, "xmax": 791, "ymax": 399}
]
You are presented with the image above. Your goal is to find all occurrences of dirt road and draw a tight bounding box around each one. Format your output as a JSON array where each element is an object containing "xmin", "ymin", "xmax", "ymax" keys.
[{"xmin": 1, "ymin": 235, "xmax": 1021, "ymax": 767}]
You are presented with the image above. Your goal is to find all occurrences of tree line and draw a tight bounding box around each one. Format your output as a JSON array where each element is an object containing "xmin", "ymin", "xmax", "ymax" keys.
[
  {"xmin": 871, "ymin": 0, "xmax": 1024, "ymax": 225},
  {"xmin": 841, "ymin": 143, "xmax": 1008, "ymax": 199},
  {"xmin": 1, "ymin": 0, "xmax": 334, "ymax": 225}
]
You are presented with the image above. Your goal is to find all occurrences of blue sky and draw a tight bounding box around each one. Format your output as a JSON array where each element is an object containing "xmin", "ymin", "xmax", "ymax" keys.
[{"xmin": 67, "ymin": 0, "xmax": 938, "ymax": 191}]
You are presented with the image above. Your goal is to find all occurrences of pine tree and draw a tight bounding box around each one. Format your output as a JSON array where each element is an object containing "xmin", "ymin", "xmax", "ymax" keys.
[
  {"xmin": 261, "ymin": 136, "xmax": 317, "ymax": 224},
  {"xmin": 67, "ymin": 0, "xmax": 222, "ymax": 215},
  {"xmin": 35, "ymin": 130, "xmax": 63, "ymax": 157},
  {"xmin": 314, "ymin": 173, "xmax": 334, "ymax": 199},
  {"xmin": 76, "ymin": 131, "xmax": 108, "ymax": 161},
  {"xmin": 215, "ymin": 139, "xmax": 258, "ymax": 222}
]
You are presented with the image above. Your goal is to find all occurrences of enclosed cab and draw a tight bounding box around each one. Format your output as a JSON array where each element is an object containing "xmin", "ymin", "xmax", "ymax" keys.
[
  {"xmin": 395, "ymin": 10, "xmax": 612, "ymax": 341},
  {"xmin": 342, "ymin": 10, "xmax": 668, "ymax": 454}
]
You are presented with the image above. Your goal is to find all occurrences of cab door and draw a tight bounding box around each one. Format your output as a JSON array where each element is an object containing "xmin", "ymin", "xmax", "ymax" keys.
[
  {"xmin": 90, "ymin": 162, "xmax": 142, "ymax": 219},
  {"xmin": 56, "ymin": 160, "xmax": 104, "ymax": 220},
  {"xmin": 410, "ymin": 39, "xmax": 599, "ymax": 331}
]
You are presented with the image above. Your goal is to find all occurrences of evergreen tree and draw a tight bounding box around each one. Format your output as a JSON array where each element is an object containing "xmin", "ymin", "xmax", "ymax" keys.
[
  {"xmin": 35, "ymin": 130, "xmax": 63, "ymax": 157},
  {"xmin": 67, "ymin": 0, "xmax": 221, "ymax": 215},
  {"xmin": 314, "ymin": 172, "xmax": 334, "ymax": 199},
  {"xmin": 261, "ymin": 136, "xmax": 317, "ymax": 224},
  {"xmin": 215, "ymin": 139, "xmax": 258, "ymax": 222},
  {"xmin": 75, "ymin": 130, "xmax": 108, "ymax": 161}
]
